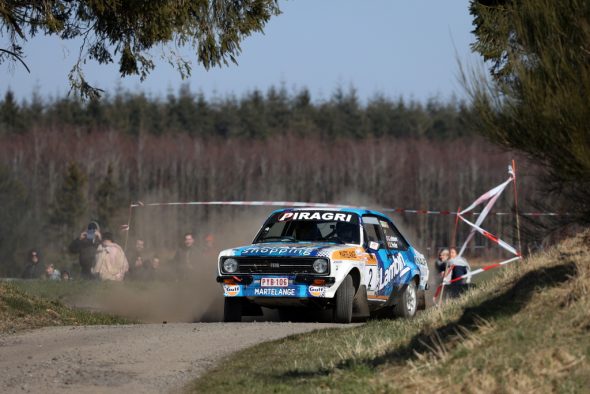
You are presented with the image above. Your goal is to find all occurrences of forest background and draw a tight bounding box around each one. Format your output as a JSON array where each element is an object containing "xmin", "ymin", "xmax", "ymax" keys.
[{"xmin": 0, "ymin": 85, "xmax": 539, "ymax": 276}]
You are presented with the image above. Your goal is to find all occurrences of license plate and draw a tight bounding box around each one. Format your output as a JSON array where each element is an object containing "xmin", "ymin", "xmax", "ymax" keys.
[{"xmin": 260, "ymin": 277, "xmax": 289, "ymax": 287}]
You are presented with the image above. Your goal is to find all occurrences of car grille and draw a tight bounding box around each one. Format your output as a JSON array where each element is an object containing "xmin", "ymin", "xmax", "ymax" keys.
[{"xmin": 232, "ymin": 257, "xmax": 327, "ymax": 275}]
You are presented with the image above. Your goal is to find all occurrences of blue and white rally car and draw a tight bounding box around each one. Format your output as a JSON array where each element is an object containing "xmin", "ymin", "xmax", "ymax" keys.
[{"xmin": 216, "ymin": 208, "xmax": 429, "ymax": 323}]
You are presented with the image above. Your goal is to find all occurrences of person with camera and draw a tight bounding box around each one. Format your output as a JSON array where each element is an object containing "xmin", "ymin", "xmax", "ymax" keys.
[{"xmin": 68, "ymin": 221, "xmax": 101, "ymax": 279}]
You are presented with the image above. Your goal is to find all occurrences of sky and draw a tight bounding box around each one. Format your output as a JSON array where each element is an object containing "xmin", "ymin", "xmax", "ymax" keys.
[{"xmin": 2, "ymin": 0, "xmax": 481, "ymax": 103}]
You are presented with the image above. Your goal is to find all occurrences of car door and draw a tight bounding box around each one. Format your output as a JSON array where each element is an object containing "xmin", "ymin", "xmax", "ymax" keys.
[
  {"xmin": 376, "ymin": 215, "xmax": 414, "ymax": 295},
  {"xmin": 361, "ymin": 215, "xmax": 388, "ymax": 295}
]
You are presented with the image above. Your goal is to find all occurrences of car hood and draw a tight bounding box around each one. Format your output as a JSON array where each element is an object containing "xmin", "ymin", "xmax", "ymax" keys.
[{"xmin": 225, "ymin": 242, "xmax": 360, "ymax": 258}]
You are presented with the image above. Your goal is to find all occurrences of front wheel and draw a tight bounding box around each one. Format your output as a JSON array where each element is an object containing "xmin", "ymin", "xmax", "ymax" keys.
[
  {"xmin": 223, "ymin": 298, "xmax": 242, "ymax": 322},
  {"xmin": 333, "ymin": 275, "xmax": 354, "ymax": 323},
  {"xmin": 393, "ymin": 281, "xmax": 417, "ymax": 318}
]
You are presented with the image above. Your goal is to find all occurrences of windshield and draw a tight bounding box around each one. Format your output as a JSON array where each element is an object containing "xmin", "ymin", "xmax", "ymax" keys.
[{"xmin": 255, "ymin": 210, "xmax": 361, "ymax": 244}]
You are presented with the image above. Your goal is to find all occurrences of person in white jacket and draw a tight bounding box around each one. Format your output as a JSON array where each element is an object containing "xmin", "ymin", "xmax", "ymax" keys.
[
  {"xmin": 442, "ymin": 247, "xmax": 472, "ymax": 285},
  {"xmin": 92, "ymin": 232, "xmax": 129, "ymax": 281}
]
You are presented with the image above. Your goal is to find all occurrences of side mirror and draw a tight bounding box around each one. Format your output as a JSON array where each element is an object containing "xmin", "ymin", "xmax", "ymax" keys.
[{"xmin": 367, "ymin": 241, "xmax": 380, "ymax": 252}]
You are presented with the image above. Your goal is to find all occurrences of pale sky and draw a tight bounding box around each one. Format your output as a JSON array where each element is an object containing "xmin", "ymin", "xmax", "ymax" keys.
[{"xmin": 2, "ymin": 0, "xmax": 479, "ymax": 102}]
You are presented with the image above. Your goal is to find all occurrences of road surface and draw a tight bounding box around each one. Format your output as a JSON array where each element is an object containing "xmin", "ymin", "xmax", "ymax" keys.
[{"xmin": 0, "ymin": 322, "xmax": 345, "ymax": 394}]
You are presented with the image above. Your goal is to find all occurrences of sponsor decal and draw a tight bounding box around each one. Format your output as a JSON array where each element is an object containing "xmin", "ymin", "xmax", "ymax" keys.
[
  {"xmin": 223, "ymin": 285, "xmax": 241, "ymax": 297},
  {"xmin": 241, "ymin": 246, "xmax": 315, "ymax": 256},
  {"xmin": 377, "ymin": 253, "xmax": 406, "ymax": 290},
  {"xmin": 308, "ymin": 286, "xmax": 326, "ymax": 297},
  {"xmin": 253, "ymin": 288, "xmax": 296, "ymax": 296},
  {"xmin": 335, "ymin": 249, "xmax": 357, "ymax": 259},
  {"xmin": 386, "ymin": 235, "xmax": 399, "ymax": 249},
  {"xmin": 279, "ymin": 211, "xmax": 353, "ymax": 222}
]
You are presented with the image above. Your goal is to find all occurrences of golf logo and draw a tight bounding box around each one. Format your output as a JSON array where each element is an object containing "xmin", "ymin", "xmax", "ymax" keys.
[
  {"xmin": 308, "ymin": 286, "xmax": 326, "ymax": 297},
  {"xmin": 223, "ymin": 285, "xmax": 241, "ymax": 297}
]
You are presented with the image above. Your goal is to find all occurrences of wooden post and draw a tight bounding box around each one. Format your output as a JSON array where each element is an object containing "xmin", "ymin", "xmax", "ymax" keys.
[
  {"xmin": 511, "ymin": 160, "xmax": 523, "ymax": 257},
  {"xmin": 123, "ymin": 203, "xmax": 134, "ymax": 253}
]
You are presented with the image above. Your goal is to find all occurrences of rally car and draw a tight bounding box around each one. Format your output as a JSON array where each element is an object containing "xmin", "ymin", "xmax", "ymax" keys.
[{"xmin": 216, "ymin": 208, "xmax": 429, "ymax": 323}]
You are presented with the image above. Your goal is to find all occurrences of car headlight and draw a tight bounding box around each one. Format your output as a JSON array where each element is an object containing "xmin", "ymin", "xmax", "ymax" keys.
[
  {"xmin": 312, "ymin": 258, "xmax": 328, "ymax": 274},
  {"xmin": 223, "ymin": 258, "xmax": 238, "ymax": 273}
]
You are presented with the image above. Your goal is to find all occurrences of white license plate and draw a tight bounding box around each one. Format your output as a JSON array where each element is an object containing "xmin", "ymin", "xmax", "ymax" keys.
[{"xmin": 260, "ymin": 277, "xmax": 289, "ymax": 287}]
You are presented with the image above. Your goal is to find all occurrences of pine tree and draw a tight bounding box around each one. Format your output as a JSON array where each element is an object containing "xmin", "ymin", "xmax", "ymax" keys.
[
  {"xmin": 50, "ymin": 162, "xmax": 87, "ymax": 235},
  {"xmin": 0, "ymin": 89, "xmax": 23, "ymax": 134},
  {"xmin": 96, "ymin": 164, "xmax": 121, "ymax": 229},
  {"xmin": 0, "ymin": 165, "xmax": 29, "ymax": 275}
]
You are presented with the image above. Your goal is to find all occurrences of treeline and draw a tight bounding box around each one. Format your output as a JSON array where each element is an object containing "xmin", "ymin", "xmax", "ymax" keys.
[
  {"xmin": 0, "ymin": 85, "xmax": 475, "ymax": 139},
  {"xmin": 0, "ymin": 129, "xmax": 536, "ymax": 276}
]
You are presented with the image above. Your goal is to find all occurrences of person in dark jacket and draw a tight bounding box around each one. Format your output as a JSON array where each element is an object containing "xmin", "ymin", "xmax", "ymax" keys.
[
  {"xmin": 68, "ymin": 221, "xmax": 101, "ymax": 279},
  {"xmin": 21, "ymin": 249, "xmax": 45, "ymax": 279},
  {"xmin": 173, "ymin": 232, "xmax": 200, "ymax": 277},
  {"xmin": 126, "ymin": 238, "xmax": 150, "ymax": 280}
]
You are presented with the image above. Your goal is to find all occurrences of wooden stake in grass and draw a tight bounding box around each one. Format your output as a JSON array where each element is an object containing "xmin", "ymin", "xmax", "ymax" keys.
[{"xmin": 511, "ymin": 160, "xmax": 523, "ymax": 258}]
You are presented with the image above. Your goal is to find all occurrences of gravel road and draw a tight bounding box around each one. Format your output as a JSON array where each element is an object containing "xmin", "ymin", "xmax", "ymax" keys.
[{"xmin": 0, "ymin": 322, "xmax": 345, "ymax": 394}]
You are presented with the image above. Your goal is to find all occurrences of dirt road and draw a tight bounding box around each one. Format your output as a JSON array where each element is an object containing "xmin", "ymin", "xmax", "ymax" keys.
[{"xmin": 0, "ymin": 322, "xmax": 345, "ymax": 394}]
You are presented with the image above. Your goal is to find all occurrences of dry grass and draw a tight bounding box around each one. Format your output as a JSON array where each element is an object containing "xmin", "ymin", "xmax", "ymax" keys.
[
  {"xmin": 0, "ymin": 281, "xmax": 132, "ymax": 335},
  {"xmin": 187, "ymin": 230, "xmax": 590, "ymax": 393}
]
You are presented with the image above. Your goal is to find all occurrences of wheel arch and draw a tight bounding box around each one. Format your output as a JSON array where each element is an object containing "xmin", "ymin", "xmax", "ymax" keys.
[{"xmin": 348, "ymin": 267, "xmax": 362, "ymax": 295}]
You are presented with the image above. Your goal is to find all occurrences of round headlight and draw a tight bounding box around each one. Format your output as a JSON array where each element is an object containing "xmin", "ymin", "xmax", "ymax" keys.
[
  {"xmin": 312, "ymin": 259, "xmax": 328, "ymax": 274},
  {"xmin": 223, "ymin": 258, "xmax": 238, "ymax": 273}
]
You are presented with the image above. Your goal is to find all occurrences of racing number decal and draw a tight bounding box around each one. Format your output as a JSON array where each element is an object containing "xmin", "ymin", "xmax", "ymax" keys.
[{"xmin": 365, "ymin": 266, "xmax": 378, "ymax": 291}]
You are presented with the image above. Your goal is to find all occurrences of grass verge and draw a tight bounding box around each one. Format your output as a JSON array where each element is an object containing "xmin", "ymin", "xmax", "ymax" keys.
[
  {"xmin": 186, "ymin": 230, "xmax": 590, "ymax": 393},
  {"xmin": 0, "ymin": 281, "xmax": 133, "ymax": 335}
]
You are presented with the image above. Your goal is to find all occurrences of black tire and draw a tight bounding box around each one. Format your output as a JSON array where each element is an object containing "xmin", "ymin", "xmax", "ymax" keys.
[
  {"xmin": 223, "ymin": 298, "xmax": 242, "ymax": 322},
  {"xmin": 417, "ymin": 289, "xmax": 426, "ymax": 310},
  {"xmin": 333, "ymin": 274, "xmax": 354, "ymax": 323},
  {"xmin": 393, "ymin": 280, "xmax": 418, "ymax": 318}
]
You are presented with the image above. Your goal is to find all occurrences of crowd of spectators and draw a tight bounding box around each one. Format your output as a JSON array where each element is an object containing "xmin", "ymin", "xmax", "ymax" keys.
[{"xmin": 21, "ymin": 220, "xmax": 216, "ymax": 282}]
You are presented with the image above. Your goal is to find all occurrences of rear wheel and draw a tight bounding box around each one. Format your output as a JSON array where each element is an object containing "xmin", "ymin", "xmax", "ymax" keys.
[
  {"xmin": 333, "ymin": 275, "xmax": 354, "ymax": 323},
  {"xmin": 393, "ymin": 281, "xmax": 417, "ymax": 318},
  {"xmin": 223, "ymin": 298, "xmax": 242, "ymax": 322}
]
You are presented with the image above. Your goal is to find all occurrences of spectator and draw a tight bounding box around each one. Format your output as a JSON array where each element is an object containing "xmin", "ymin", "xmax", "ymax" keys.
[
  {"xmin": 127, "ymin": 238, "xmax": 150, "ymax": 280},
  {"xmin": 21, "ymin": 249, "xmax": 45, "ymax": 279},
  {"xmin": 445, "ymin": 247, "xmax": 472, "ymax": 285},
  {"xmin": 69, "ymin": 221, "xmax": 101, "ymax": 279},
  {"xmin": 61, "ymin": 270, "xmax": 71, "ymax": 280},
  {"xmin": 435, "ymin": 248, "xmax": 450, "ymax": 275},
  {"xmin": 45, "ymin": 264, "xmax": 61, "ymax": 280},
  {"xmin": 173, "ymin": 232, "xmax": 199, "ymax": 276},
  {"xmin": 92, "ymin": 232, "xmax": 129, "ymax": 281},
  {"xmin": 145, "ymin": 256, "xmax": 163, "ymax": 280},
  {"xmin": 202, "ymin": 233, "xmax": 218, "ymax": 261}
]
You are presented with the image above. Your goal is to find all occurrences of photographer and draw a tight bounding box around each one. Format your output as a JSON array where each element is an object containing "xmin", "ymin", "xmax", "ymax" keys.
[{"xmin": 68, "ymin": 221, "xmax": 101, "ymax": 279}]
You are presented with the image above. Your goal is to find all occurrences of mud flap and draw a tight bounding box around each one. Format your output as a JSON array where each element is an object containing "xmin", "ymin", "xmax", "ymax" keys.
[{"xmin": 352, "ymin": 285, "xmax": 370, "ymax": 319}]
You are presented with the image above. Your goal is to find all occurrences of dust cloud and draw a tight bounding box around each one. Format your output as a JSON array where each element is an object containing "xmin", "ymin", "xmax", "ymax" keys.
[{"xmin": 70, "ymin": 207, "xmax": 271, "ymax": 323}]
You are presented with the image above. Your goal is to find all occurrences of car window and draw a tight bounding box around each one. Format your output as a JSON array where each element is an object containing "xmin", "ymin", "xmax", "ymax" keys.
[
  {"xmin": 362, "ymin": 216, "xmax": 386, "ymax": 249},
  {"xmin": 379, "ymin": 218, "xmax": 409, "ymax": 251}
]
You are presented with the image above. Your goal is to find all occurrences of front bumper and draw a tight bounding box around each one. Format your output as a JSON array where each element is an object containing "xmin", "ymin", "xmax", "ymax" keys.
[{"xmin": 217, "ymin": 274, "xmax": 336, "ymax": 298}]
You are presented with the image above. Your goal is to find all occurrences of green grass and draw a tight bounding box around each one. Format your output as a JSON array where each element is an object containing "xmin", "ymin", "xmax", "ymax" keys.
[
  {"xmin": 186, "ymin": 230, "xmax": 590, "ymax": 393},
  {"xmin": 0, "ymin": 281, "xmax": 133, "ymax": 335}
]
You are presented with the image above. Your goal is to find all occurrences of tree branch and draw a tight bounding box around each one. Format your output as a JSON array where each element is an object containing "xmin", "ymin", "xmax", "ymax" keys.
[{"xmin": 0, "ymin": 48, "xmax": 30, "ymax": 73}]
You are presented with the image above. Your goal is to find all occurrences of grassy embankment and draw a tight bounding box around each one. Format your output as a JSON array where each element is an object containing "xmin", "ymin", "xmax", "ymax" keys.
[
  {"xmin": 0, "ymin": 281, "xmax": 132, "ymax": 335},
  {"xmin": 187, "ymin": 231, "xmax": 590, "ymax": 393}
]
